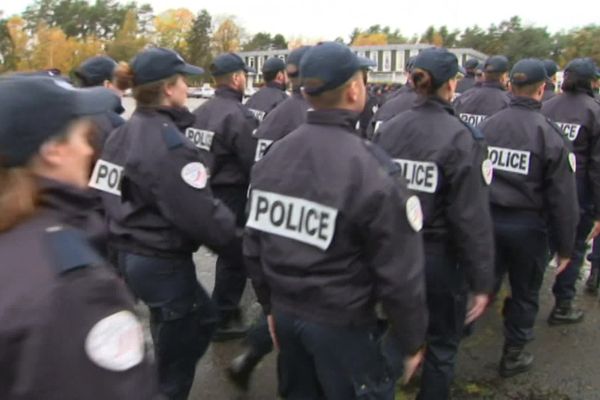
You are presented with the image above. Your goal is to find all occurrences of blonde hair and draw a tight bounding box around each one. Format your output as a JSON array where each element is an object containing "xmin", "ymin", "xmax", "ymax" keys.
[{"xmin": 0, "ymin": 167, "xmax": 39, "ymax": 232}]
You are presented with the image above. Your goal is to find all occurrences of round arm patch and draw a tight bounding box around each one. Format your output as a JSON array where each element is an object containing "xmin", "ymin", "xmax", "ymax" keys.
[
  {"xmin": 482, "ymin": 159, "xmax": 494, "ymax": 185},
  {"xmin": 181, "ymin": 162, "xmax": 208, "ymax": 189},
  {"xmin": 406, "ymin": 195, "xmax": 423, "ymax": 232}
]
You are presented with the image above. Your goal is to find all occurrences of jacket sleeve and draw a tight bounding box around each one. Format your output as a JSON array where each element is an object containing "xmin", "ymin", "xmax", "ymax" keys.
[
  {"xmin": 444, "ymin": 133, "xmax": 495, "ymax": 294},
  {"xmin": 230, "ymin": 111, "xmax": 259, "ymax": 174},
  {"xmin": 588, "ymin": 109, "xmax": 600, "ymax": 219},
  {"xmin": 545, "ymin": 134, "xmax": 579, "ymax": 257},
  {"xmin": 243, "ymin": 223, "xmax": 271, "ymax": 315},
  {"xmin": 360, "ymin": 155, "xmax": 428, "ymax": 355},
  {"xmin": 153, "ymin": 143, "xmax": 238, "ymax": 252}
]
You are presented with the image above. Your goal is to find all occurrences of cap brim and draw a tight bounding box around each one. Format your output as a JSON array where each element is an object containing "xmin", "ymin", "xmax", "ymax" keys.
[
  {"xmin": 358, "ymin": 56, "xmax": 377, "ymax": 70},
  {"xmin": 72, "ymin": 86, "xmax": 121, "ymax": 116},
  {"xmin": 244, "ymin": 66, "xmax": 257, "ymax": 74},
  {"xmin": 177, "ymin": 63, "xmax": 205, "ymax": 76}
]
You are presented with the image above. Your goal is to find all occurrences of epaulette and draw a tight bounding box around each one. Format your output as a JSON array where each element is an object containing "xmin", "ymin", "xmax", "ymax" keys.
[
  {"xmin": 161, "ymin": 124, "xmax": 185, "ymax": 150},
  {"xmin": 44, "ymin": 226, "xmax": 103, "ymax": 275},
  {"xmin": 362, "ymin": 140, "xmax": 401, "ymax": 176}
]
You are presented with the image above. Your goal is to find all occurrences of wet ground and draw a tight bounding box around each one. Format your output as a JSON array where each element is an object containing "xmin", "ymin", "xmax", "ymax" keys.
[{"xmin": 184, "ymin": 248, "xmax": 600, "ymax": 400}]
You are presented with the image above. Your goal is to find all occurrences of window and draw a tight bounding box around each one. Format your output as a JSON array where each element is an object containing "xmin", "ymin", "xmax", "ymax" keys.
[
  {"xmin": 396, "ymin": 50, "xmax": 405, "ymax": 72},
  {"xmin": 248, "ymin": 57, "xmax": 255, "ymax": 69},
  {"xmin": 369, "ymin": 51, "xmax": 379, "ymax": 70},
  {"xmin": 382, "ymin": 51, "xmax": 392, "ymax": 72}
]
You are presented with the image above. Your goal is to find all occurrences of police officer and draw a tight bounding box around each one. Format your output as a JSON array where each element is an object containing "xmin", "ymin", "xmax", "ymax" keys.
[
  {"xmin": 479, "ymin": 59, "xmax": 579, "ymax": 377},
  {"xmin": 366, "ymin": 57, "xmax": 419, "ymax": 140},
  {"xmin": 245, "ymin": 57, "xmax": 288, "ymax": 123},
  {"xmin": 73, "ymin": 56, "xmax": 130, "ymax": 152},
  {"xmin": 542, "ymin": 59, "xmax": 559, "ymax": 102},
  {"xmin": 454, "ymin": 55, "xmax": 511, "ymax": 127},
  {"xmin": 542, "ymin": 58, "xmax": 600, "ymax": 325},
  {"xmin": 244, "ymin": 41, "xmax": 428, "ymax": 400},
  {"xmin": 456, "ymin": 58, "xmax": 479, "ymax": 94},
  {"xmin": 375, "ymin": 48, "xmax": 495, "ymax": 400},
  {"xmin": 356, "ymin": 57, "xmax": 378, "ymax": 138},
  {"xmin": 191, "ymin": 52, "xmax": 258, "ymax": 340},
  {"xmin": 253, "ymin": 46, "xmax": 312, "ymax": 162},
  {"xmin": 93, "ymin": 47, "xmax": 238, "ymax": 399},
  {"xmin": 0, "ymin": 76, "xmax": 162, "ymax": 399}
]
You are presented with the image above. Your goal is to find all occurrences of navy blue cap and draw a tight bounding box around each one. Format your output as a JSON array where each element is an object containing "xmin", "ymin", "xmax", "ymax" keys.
[
  {"xmin": 262, "ymin": 57, "xmax": 286, "ymax": 73},
  {"xmin": 287, "ymin": 46, "xmax": 311, "ymax": 67},
  {"xmin": 75, "ymin": 56, "xmax": 117, "ymax": 87},
  {"xmin": 0, "ymin": 76, "xmax": 119, "ymax": 167},
  {"xmin": 359, "ymin": 56, "xmax": 377, "ymax": 70},
  {"xmin": 475, "ymin": 61, "xmax": 484, "ymax": 72},
  {"xmin": 405, "ymin": 56, "xmax": 417, "ymax": 72},
  {"xmin": 510, "ymin": 58, "xmax": 548, "ymax": 86},
  {"xmin": 565, "ymin": 58, "xmax": 599, "ymax": 81},
  {"xmin": 413, "ymin": 48, "xmax": 460, "ymax": 87},
  {"xmin": 464, "ymin": 58, "xmax": 479, "ymax": 70},
  {"xmin": 300, "ymin": 42, "xmax": 374, "ymax": 96},
  {"xmin": 131, "ymin": 47, "xmax": 204, "ymax": 86},
  {"xmin": 210, "ymin": 53, "xmax": 255, "ymax": 77},
  {"xmin": 484, "ymin": 55, "xmax": 509, "ymax": 73},
  {"xmin": 543, "ymin": 59, "xmax": 558, "ymax": 77}
]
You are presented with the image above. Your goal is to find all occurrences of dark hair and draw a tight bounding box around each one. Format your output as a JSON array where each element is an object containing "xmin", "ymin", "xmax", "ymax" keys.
[
  {"xmin": 561, "ymin": 73, "xmax": 593, "ymax": 93},
  {"xmin": 511, "ymin": 81, "xmax": 544, "ymax": 97},
  {"xmin": 263, "ymin": 70, "xmax": 279, "ymax": 83},
  {"xmin": 133, "ymin": 75, "xmax": 180, "ymax": 107},
  {"xmin": 483, "ymin": 71, "xmax": 504, "ymax": 82},
  {"xmin": 411, "ymin": 68, "xmax": 437, "ymax": 96},
  {"xmin": 0, "ymin": 167, "xmax": 39, "ymax": 232},
  {"xmin": 113, "ymin": 62, "xmax": 134, "ymax": 91}
]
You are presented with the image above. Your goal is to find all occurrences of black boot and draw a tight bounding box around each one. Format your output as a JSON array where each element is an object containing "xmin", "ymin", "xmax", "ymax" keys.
[
  {"xmin": 227, "ymin": 348, "xmax": 262, "ymax": 391},
  {"xmin": 547, "ymin": 300, "xmax": 584, "ymax": 325},
  {"xmin": 585, "ymin": 268, "xmax": 600, "ymax": 295},
  {"xmin": 499, "ymin": 345, "xmax": 534, "ymax": 378},
  {"xmin": 212, "ymin": 309, "xmax": 248, "ymax": 342}
]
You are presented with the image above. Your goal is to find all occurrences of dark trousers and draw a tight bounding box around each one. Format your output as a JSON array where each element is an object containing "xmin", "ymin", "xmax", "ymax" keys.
[
  {"xmin": 493, "ymin": 211, "xmax": 548, "ymax": 347},
  {"xmin": 417, "ymin": 243, "xmax": 467, "ymax": 400},
  {"xmin": 212, "ymin": 186, "xmax": 248, "ymax": 318},
  {"xmin": 274, "ymin": 311, "xmax": 394, "ymax": 400},
  {"xmin": 552, "ymin": 179, "xmax": 594, "ymax": 302},
  {"xmin": 246, "ymin": 314, "xmax": 274, "ymax": 355},
  {"xmin": 118, "ymin": 252, "xmax": 217, "ymax": 400}
]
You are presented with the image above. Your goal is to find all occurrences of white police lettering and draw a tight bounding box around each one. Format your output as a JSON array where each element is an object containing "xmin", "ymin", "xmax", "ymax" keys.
[
  {"xmin": 181, "ymin": 162, "xmax": 208, "ymax": 189},
  {"xmin": 89, "ymin": 159, "xmax": 124, "ymax": 196},
  {"xmin": 555, "ymin": 122, "xmax": 582, "ymax": 141},
  {"xmin": 254, "ymin": 139, "xmax": 274, "ymax": 162},
  {"xmin": 405, "ymin": 195, "xmax": 423, "ymax": 232},
  {"xmin": 459, "ymin": 113, "xmax": 487, "ymax": 127},
  {"xmin": 488, "ymin": 146, "xmax": 530, "ymax": 175},
  {"xmin": 482, "ymin": 159, "xmax": 494, "ymax": 185},
  {"xmin": 392, "ymin": 159, "xmax": 439, "ymax": 193},
  {"xmin": 246, "ymin": 190, "xmax": 338, "ymax": 250},
  {"xmin": 249, "ymin": 108, "xmax": 266, "ymax": 122},
  {"xmin": 569, "ymin": 153, "xmax": 577, "ymax": 172},
  {"xmin": 185, "ymin": 127, "xmax": 214, "ymax": 151},
  {"xmin": 85, "ymin": 311, "xmax": 144, "ymax": 372}
]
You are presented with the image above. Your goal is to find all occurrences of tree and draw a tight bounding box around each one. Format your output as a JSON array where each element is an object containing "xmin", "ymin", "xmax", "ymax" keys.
[
  {"xmin": 562, "ymin": 25, "xmax": 600, "ymax": 66},
  {"xmin": 349, "ymin": 25, "xmax": 407, "ymax": 46},
  {"xmin": 243, "ymin": 32, "xmax": 272, "ymax": 51},
  {"xmin": 186, "ymin": 9, "xmax": 212, "ymax": 76},
  {"xmin": 0, "ymin": 12, "xmax": 16, "ymax": 71},
  {"xmin": 153, "ymin": 8, "xmax": 193, "ymax": 55},
  {"xmin": 212, "ymin": 17, "xmax": 241, "ymax": 54},
  {"xmin": 106, "ymin": 9, "xmax": 148, "ymax": 62},
  {"xmin": 271, "ymin": 34, "xmax": 287, "ymax": 49},
  {"xmin": 420, "ymin": 25, "xmax": 459, "ymax": 47},
  {"xmin": 352, "ymin": 33, "xmax": 387, "ymax": 46},
  {"xmin": 6, "ymin": 16, "xmax": 30, "ymax": 70}
]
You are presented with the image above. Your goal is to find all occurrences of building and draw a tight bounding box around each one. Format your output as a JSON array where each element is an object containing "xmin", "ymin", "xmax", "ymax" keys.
[{"xmin": 238, "ymin": 44, "xmax": 487, "ymax": 85}]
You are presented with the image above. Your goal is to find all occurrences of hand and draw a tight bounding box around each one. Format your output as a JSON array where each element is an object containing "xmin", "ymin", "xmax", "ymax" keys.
[
  {"xmin": 267, "ymin": 314, "xmax": 280, "ymax": 352},
  {"xmin": 465, "ymin": 293, "xmax": 490, "ymax": 325},
  {"xmin": 587, "ymin": 221, "xmax": 600, "ymax": 242},
  {"xmin": 556, "ymin": 256, "xmax": 571, "ymax": 275},
  {"xmin": 401, "ymin": 347, "xmax": 424, "ymax": 384}
]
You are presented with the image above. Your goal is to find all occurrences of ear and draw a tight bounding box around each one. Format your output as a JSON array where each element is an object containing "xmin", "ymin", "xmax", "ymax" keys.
[
  {"xmin": 346, "ymin": 78, "xmax": 360, "ymax": 103},
  {"xmin": 37, "ymin": 139, "xmax": 64, "ymax": 167}
]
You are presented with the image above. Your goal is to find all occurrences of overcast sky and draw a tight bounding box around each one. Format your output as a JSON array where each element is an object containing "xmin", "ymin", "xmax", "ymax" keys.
[{"xmin": 3, "ymin": 0, "xmax": 598, "ymax": 41}]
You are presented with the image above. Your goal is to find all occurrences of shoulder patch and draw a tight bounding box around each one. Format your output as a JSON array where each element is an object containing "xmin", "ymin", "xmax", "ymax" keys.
[
  {"xmin": 405, "ymin": 195, "xmax": 423, "ymax": 232},
  {"xmin": 44, "ymin": 226, "xmax": 103, "ymax": 275},
  {"xmin": 458, "ymin": 117, "xmax": 485, "ymax": 140},
  {"xmin": 362, "ymin": 140, "xmax": 402, "ymax": 176},
  {"xmin": 162, "ymin": 124, "xmax": 185, "ymax": 150},
  {"xmin": 181, "ymin": 162, "xmax": 208, "ymax": 189},
  {"xmin": 481, "ymin": 159, "xmax": 494, "ymax": 185},
  {"xmin": 85, "ymin": 310, "xmax": 145, "ymax": 371}
]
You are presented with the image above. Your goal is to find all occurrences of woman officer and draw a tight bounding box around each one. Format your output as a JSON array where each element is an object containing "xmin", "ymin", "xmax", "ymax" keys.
[
  {"xmin": 0, "ymin": 76, "xmax": 162, "ymax": 399},
  {"xmin": 92, "ymin": 48, "xmax": 238, "ymax": 400},
  {"xmin": 375, "ymin": 48, "xmax": 495, "ymax": 400}
]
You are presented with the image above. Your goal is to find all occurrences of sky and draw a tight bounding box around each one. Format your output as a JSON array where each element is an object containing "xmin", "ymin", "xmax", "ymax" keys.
[{"xmin": 3, "ymin": 0, "xmax": 598, "ymax": 41}]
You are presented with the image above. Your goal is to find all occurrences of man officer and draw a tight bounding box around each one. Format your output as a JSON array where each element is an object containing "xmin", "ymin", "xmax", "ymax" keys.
[
  {"xmin": 244, "ymin": 41, "xmax": 428, "ymax": 400},
  {"xmin": 456, "ymin": 58, "xmax": 480, "ymax": 94},
  {"xmin": 191, "ymin": 53, "xmax": 258, "ymax": 340},
  {"xmin": 245, "ymin": 57, "xmax": 289, "ymax": 123},
  {"xmin": 454, "ymin": 55, "xmax": 511, "ymax": 127},
  {"xmin": 479, "ymin": 59, "xmax": 579, "ymax": 377},
  {"xmin": 542, "ymin": 59, "xmax": 559, "ymax": 102}
]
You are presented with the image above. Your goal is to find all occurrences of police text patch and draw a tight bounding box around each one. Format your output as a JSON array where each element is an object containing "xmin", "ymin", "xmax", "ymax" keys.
[
  {"xmin": 488, "ymin": 146, "xmax": 530, "ymax": 175},
  {"xmin": 185, "ymin": 128, "xmax": 214, "ymax": 151},
  {"xmin": 459, "ymin": 113, "xmax": 487, "ymax": 127},
  {"xmin": 246, "ymin": 190, "xmax": 338, "ymax": 250},
  {"xmin": 89, "ymin": 159, "xmax": 124, "ymax": 196},
  {"xmin": 255, "ymin": 139, "xmax": 274, "ymax": 161},
  {"xmin": 393, "ymin": 159, "xmax": 439, "ymax": 193},
  {"xmin": 555, "ymin": 122, "xmax": 581, "ymax": 141},
  {"xmin": 249, "ymin": 108, "xmax": 266, "ymax": 122}
]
